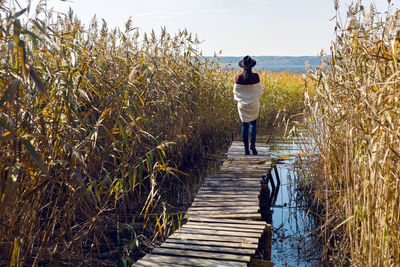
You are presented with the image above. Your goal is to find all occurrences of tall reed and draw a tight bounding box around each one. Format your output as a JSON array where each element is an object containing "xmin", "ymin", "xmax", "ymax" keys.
[
  {"xmin": 0, "ymin": 1, "xmax": 311, "ymax": 265},
  {"xmin": 258, "ymin": 71, "xmax": 311, "ymax": 128},
  {"xmin": 0, "ymin": 3, "xmax": 235, "ymax": 265},
  {"xmin": 305, "ymin": 1, "xmax": 400, "ymax": 265}
]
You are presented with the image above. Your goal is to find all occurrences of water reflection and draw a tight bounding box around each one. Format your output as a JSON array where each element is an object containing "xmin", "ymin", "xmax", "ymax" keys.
[{"xmin": 259, "ymin": 126, "xmax": 321, "ymax": 267}]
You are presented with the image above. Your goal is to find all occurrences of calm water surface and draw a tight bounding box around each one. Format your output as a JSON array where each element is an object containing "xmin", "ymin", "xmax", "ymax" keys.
[{"xmin": 258, "ymin": 126, "xmax": 321, "ymax": 267}]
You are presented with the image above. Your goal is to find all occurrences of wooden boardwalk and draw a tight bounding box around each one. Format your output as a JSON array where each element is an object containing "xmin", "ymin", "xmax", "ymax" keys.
[{"xmin": 135, "ymin": 141, "xmax": 273, "ymax": 267}]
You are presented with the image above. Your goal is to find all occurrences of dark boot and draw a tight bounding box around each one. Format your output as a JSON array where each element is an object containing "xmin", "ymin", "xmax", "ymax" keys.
[
  {"xmin": 250, "ymin": 143, "xmax": 258, "ymax": 155},
  {"xmin": 245, "ymin": 145, "xmax": 250, "ymax": 155}
]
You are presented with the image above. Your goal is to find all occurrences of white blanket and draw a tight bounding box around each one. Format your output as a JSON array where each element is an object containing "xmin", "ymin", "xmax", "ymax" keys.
[{"xmin": 233, "ymin": 82, "xmax": 263, "ymax": 122}]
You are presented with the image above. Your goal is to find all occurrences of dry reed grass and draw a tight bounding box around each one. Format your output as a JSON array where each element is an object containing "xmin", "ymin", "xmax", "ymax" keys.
[
  {"xmin": 0, "ymin": 2, "xmax": 235, "ymax": 265},
  {"xmin": 305, "ymin": 1, "xmax": 400, "ymax": 265},
  {"xmin": 0, "ymin": 1, "xmax": 310, "ymax": 265},
  {"xmin": 258, "ymin": 71, "xmax": 311, "ymax": 128}
]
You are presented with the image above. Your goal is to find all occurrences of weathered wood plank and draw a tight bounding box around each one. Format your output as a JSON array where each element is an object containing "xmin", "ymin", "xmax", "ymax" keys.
[
  {"xmin": 151, "ymin": 247, "xmax": 251, "ymax": 262},
  {"xmin": 191, "ymin": 201, "xmax": 259, "ymax": 207},
  {"xmin": 182, "ymin": 221, "xmax": 272, "ymax": 233},
  {"xmin": 170, "ymin": 232, "xmax": 259, "ymax": 243},
  {"xmin": 197, "ymin": 191, "xmax": 259, "ymax": 199},
  {"xmin": 197, "ymin": 189, "xmax": 260, "ymax": 194},
  {"xmin": 206, "ymin": 175, "xmax": 263, "ymax": 180},
  {"xmin": 160, "ymin": 242, "xmax": 256, "ymax": 255},
  {"xmin": 216, "ymin": 171, "xmax": 267, "ymax": 175},
  {"xmin": 218, "ymin": 171, "xmax": 268, "ymax": 177},
  {"xmin": 187, "ymin": 216, "xmax": 266, "ymax": 225},
  {"xmin": 230, "ymin": 141, "xmax": 269, "ymax": 147},
  {"xmin": 187, "ymin": 213, "xmax": 262, "ymax": 220},
  {"xmin": 181, "ymin": 222, "xmax": 266, "ymax": 232},
  {"xmin": 199, "ymin": 186, "xmax": 260, "ymax": 191},
  {"xmin": 202, "ymin": 182, "xmax": 260, "ymax": 188},
  {"xmin": 188, "ymin": 206, "xmax": 259, "ymax": 212},
  {"xmin": 193, "ymin": 196, "xmax": 259, "ymax": 201},
  {"xmin": 196, "ymin": 190, "xmax": 259, "ymax": 195},
  {"xmin": 192, "ymin": 199, "xmax": 259, "ymax": 205},
  {"xmin": 203, "ymin": 179, "xmax": 260, "ymax": 184},
  {"xmin": 221, "ymin": 167, "xmax": 269, "ymax": 171},
  {"xmin": 222, "ymin": 161, "xmax": 270, "ymax": 166},
  {"xmin": 187, "ymin": 208, "xmax": 260, "ymax": 215},
  {"xmin": 134, "ymin": 259, "xmax": 184, "ymax": 267},
  {"xmin": 175, "ymin": 228, "xmax": 261, "ymax": 238},
  {"xmin": 165, "ymin": 238, "xmax": 258, "ymax": 249},
  {"xmin": 206, "ymin": 174, "xmax": 264, "ymax": 179},
  {"xmin": 136, "ymin": 254, "xmax": 246, "ymax": 267}
]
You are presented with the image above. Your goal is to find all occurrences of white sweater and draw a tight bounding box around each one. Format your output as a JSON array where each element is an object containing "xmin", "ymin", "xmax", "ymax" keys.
[{"xmin": 233, "ymin": 82, "xmax": 263, "ymax": 122}]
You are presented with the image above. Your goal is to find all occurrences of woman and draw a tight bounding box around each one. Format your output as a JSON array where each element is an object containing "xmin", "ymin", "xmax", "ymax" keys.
[{"xmin": 233, "ymin": 55, "xmax": 263, "ymax": 155}]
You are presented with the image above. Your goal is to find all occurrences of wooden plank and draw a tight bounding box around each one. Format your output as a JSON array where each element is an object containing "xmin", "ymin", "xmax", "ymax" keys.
[
  {"xmin": 218, "ymin": 169, "xmax": 268, "ymax": 173},
  {"xmin": 169, "ymin": 232, "xmax": 259, "ymax": 243},
  {"xmin": 222, "ymin": 161, "xmax": 270, "ymax": 166},
  {"xmin": 205, "ymin": 173, "xmax": 264, "ymax": 177},
  {"xmin": 188, "ymin": 206, "xmax": 259, "ymax": 212},
  {"xmin": 195, "ymin": 192, "xmax": 259, "ymax": 197},
  {"xmin": 218, "ymin": 171, "xmax": 267, "ymax": 174},
  {"xmin": 192, "ymin": 200, "xmax": 259, "ymax": 205},
  {"xmin": 197, "ymin": 189, "xmax": 260, "ymax": 194},
  {"xmin": 187, "ymin": 213, "xmax": 262, "ymax": 220},
  {"xmin": 199, "ymin": 186, "xmax": 260, "ymax": 191},
  {"xmin": 199, "ymin": 185, "xmax": 260, "ymax": 190},
  {"xmin": 203, "ymin": 182, "xmax": 260, "ymax": 187},
  {"xmin": 184, "ymin": 220, "xmax": 266, "ymax": 229},
  {"xmin": 216, "ymin": 171, "xmax": 267, "ymax": 175},
  {"xmin": 226, "ymin": 153, "xmax": 269, "ymax": 156},
  {"xmin": 224, "ymin": 158, "xmax": 270, "ymax": 163},
  {"xmin": 160, "ymin": 242, "xmax": 256, "ymax": 255},
  {"xmin": 204, "ymin": 177, "xmax": 261, "ymax": 181},
  {"xmin": 181, "ymin": 222, "xmax": 266, "ymax": 232},
  {"xmin": 205, "ymin": 175, "xmax": 263, "ymax": 179},
  {"xmin": 165, "ymin": 238, "xmax": 258, "ymax": 249},
  {"xmin": 219, "ymin": 165, "xmax": 268, "ymax": 169},
  {"xmin": 194, "ymin": 196, "xmax": 259, "ymax": 201},
  {"xmin": 202, "ymin": 181, "xmax": 260, "ymax": 186},
  {"xmin": 226, "ymin": 151, "xmax": 269, "ymax": 154},
  {"xmin": 182, "ymin": 221, "xmax": 272, "ymax": 232},
  {"xmin": 192, "ymin": 199, "xmax": 259, "ymax": 204},
  {"xmin": 193, "ymin": 195, "xmax": 259, "ymax": 201},
  {"xmin": 202, "ymin": 182, "xmax": 261, "ymax": 186},
  {"xmin": 197, "ymin": 188, "xmax": 260, "ymax": 194},
  {"xmin": 191, "ymin": 201, "xmax": 259, "ymax": 207},
  {"xmin": 230, "ymin": 141, "xmax": 269, "ymax": 147},
  {"xmin": 151, "ymin": 247, "xmax": 251, "ymax": 262},
  {"xmin": 176, "ymin": 228, "xmax": 262, "ymax": 238},
  {"xmin": 134, "ymin": 259, "xmax": 183, "ymax": 267},
  {"xmin": 136, "ymin": 254, "xmax": 246, "ymax": 267},
  {"xmin": 226, "ymin": 152, "xmax": 268, "ymax": 156},
  {"xmin": 187, "ymin": 209, "xmax": 260, "ymax": 215},
  {"xmin": 221, "ymin": 163, "xmax": 269, "ymax": 167},
  {"xmin": 207, "ymin": 173, "xmax": 263, "ymax": 178},
  {"xmin": 193, "ymin": 199, "xmax": 259, "ymax": 205},
  {"xmin": 187, "ymin": 216, "xmax": 266, "ymax": 225}
]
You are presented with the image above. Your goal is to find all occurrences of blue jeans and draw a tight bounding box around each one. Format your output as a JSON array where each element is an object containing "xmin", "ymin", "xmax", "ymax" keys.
[{"xmin": 242, "ymin": 120, "xmax": 257, "ymax": 149}]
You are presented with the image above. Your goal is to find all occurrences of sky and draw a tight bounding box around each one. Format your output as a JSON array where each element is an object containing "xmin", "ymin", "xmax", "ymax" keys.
[{"xmin": 13, "ymin": 0, "xmax": 400, "ymax": 56}]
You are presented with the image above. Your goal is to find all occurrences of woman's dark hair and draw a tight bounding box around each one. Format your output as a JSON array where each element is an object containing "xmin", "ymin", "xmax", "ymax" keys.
[{"xmin": 242, "ymin": 68, "xmax": 253, "ymax": 83}]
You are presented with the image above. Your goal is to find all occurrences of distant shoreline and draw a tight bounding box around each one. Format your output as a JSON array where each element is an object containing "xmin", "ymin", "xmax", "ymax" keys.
[{"xmin": 208, "ymin": 55, "xmax": 323, "ymax": 73}]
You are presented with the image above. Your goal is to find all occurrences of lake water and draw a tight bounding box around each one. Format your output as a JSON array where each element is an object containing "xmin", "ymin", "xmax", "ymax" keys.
[
  {"xmin": 223, "ymin": 64, "xmax": 318, "ymax": 73},
  {"xmin": 258, "ymin": 126, "xmax": 321, "ymax": 266}
]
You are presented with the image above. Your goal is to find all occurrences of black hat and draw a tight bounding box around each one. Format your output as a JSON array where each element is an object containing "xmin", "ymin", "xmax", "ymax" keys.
[{"xmin": 239, "ymin": 55, "xmax": 256, "ymax": 69}]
